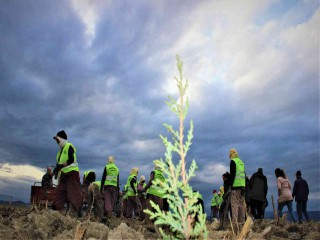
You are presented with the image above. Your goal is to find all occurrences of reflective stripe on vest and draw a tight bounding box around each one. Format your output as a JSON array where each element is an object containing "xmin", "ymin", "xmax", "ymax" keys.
[
  {"xmin": 232, "ymin": 158, "xmax": 245, "ymax": 187},
  {"xmin": 104, "ymin": 163, "xmax": 119, "ymax": 187},
  {"xmin": 147, "ymin": 170, "xmax": 165, "ymax": 198},
  {"xmin": 126, "ymin": 174, "xmax": 137, "ymax": 197},
  {"xmin": 56, "ymin": 142, "xmax": 79, "ymax": 173}
]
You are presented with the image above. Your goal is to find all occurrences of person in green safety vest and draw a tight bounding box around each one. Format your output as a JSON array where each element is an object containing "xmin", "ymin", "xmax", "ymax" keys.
[
  {"xmin": 51, "ymin": 130, "xmax": 83, "ymax": 218},
  {"xmin": 140, "ymin": 163, "xmax": 165, "ymax": 222},
  {"xmin": 125, "ymin": 167, "xmax": 141, "ymax": 218},
  {"xmin": 137, "ymin": 175, "xmax": 147, "ymax": 220},
  {"xmin": 101, "ymin": 156, "xmax": 119, "ymax": 218},
  {"xmin": 86, "ymin": 181, "xmax": 104, "ymax": 221},
  {"xmin": 211, "ymin": 189, "xmax": 220, "ymax": 221},
  {"xmin": 229, "ymin": 148, "xmax": 246, "ymax": 224}
]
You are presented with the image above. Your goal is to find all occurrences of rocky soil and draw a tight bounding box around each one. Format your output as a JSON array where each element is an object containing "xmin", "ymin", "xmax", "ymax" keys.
[{"xmin": 0, "ymin": 206, "xmax": 319, "ymax": 239}]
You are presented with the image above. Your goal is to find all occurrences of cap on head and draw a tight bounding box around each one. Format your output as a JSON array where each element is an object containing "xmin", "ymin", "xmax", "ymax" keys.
[
  {"xmin": 108, "ymin": 156, "xmax": 115, "ymax": 163},
  {"xmin": 53, "ymin": 130, "xmax": 67, "ymax": 140},
  {"xmin": 258, "ymin": 168, "xmax": 263, "ymax": 173},
  {"xmin": 296, "ymin": 170, "xmax": 302, "ymax": 177},
  {"xmin": 213, "ymin": 189, "xmax": 217, "ymax": 194},
  {"xmin": 229, "ymin": 148, "xmax": 238, "ymax": 159}
]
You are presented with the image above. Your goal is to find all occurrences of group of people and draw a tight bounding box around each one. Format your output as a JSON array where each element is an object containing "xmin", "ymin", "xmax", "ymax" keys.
[
  {"xmin": 210, "ymin": 148, "xmax": 310, "ymax": 225},
  {"xmin": 44, "ymin": 130, "xmax": 167, "ymax": 222},
  {"xmin": 44, "ymin": 130, "xmax": 310, "ymax": 225}
]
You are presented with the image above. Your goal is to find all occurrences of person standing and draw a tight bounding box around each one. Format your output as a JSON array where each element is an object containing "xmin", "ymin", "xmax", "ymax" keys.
[
  {"xmin": 292, "ymin": 170, "xmax": 310, "ymax": 223},
  {"xmin": 42, "ymin": 166, "xmax": 53, "ymax": 188},
  {"xmin": 249, "ymin": 168, "xmax": 268, "ymax": 219},
  {"xmin": 229, "ymin": 148, "xmax": 246, "ymax": 224},
  {"xmin": 125, "ymin": 167, "xmax": 141, "ymax": 218},
  {"xmin": 211, "ymin": 190, "xmax": 219, "ymax": 221},
  {"xmin": 141, "ymin": 163, "xmax": 165, "ymax": 221},
  {"xmin": 101, "ymin": 156, "xmax": 119, "ymax": 219},
  {"xmin": 51, "ymin": 130, "xmax": 83, "ymax": 217},
  {"xmin": 275, "ymin": 168, "xmax": 297, "ymax": 223}
]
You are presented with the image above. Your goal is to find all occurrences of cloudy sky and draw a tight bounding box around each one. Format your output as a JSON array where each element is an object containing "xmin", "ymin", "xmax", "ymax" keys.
[{"xmin": 0, "ymin": 0, "xmax": 319, "ymax": 213}]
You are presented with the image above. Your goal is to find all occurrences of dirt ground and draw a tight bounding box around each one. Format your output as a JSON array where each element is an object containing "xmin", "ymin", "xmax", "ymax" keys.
[{"xmin": 0, "ymin": 206, "xmax": 319, "ymax": 239}]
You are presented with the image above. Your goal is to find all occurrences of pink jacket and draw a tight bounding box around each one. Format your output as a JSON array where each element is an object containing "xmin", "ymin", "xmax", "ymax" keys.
[{"xmin": 277, "ymin": 176, "xmax": 293, "ymax": 203}]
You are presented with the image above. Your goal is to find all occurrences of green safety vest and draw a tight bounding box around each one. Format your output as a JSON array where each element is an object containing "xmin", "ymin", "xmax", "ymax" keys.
[
  {"xmin": 232, "ymin": 158, "xmax": 245, "ymax": 187},
  {"xmin": 104, "ymin": 163, "xmax": 119, "ymax": 187},
  {"xmin": 56, "ymin": 142, "xmax": 79, "ymax": 173},
  {"xmin": 126, "ymin": 174, "xmax": 138, "ymax": 197},
  {"xmin": 93, "ymin": 181, "xmax": 101, "ymax": 189},
  {"xmin": 211, "ymin": 193, "xmax": 219, "ymax": 207},
  {"xmin": 147, "ymin": 170, "xmax": 165, "ymax": 198}
]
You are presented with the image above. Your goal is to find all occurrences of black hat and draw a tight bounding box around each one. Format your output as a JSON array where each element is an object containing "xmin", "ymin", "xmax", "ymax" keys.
[
  {"xmin": 54, "ymin": 130, "xmax": 67, "ymax": 140},
  {"xmin": 296, "ymin": 170, "xmax": 301, "ymax": 176}
]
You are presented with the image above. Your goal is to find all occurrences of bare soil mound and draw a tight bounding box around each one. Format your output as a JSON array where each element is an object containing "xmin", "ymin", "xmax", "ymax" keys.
[{"xmin": 1, "ymin": 206, "xmax": 319, "ymax": 239}]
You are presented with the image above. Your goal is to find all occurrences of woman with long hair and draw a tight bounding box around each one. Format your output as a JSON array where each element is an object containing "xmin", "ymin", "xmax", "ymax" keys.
[{"xmin": 275, "ymin": 168, "xmax": 297, "ymax": 223}]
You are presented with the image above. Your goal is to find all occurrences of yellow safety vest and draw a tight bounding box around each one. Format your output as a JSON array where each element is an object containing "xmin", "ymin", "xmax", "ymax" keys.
[{"xmin": 56, "ymin": 142, "xmax": 79, "ymax": 173}]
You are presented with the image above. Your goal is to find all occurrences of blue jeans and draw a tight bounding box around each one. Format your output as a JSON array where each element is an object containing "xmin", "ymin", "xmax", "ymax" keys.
[
  {"xmin": 296, "ymin": 200, "xmax": 310, "ymax": 222},
  {"xmin": 278, "ymin": 200, "xmax": 296, "ymax": 223}
]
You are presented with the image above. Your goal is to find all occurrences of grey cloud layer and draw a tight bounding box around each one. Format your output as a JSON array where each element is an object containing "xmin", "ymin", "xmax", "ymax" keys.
[{"xmin": 0, "ymin": 1, "xmax": 319, "ymax": 211}]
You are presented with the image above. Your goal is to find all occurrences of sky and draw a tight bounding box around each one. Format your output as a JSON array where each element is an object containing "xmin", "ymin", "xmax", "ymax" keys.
[{"xmin": 0, "ymin": 0, "xmax": 319, "ymax": 213}]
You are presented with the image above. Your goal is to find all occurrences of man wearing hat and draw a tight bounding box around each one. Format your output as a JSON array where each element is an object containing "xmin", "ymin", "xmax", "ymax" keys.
[
  {"xmin": 249, "ymin": 168, "xmax": 268, "ymax": 219},
  {"xmin": 51, "ymin": 130, "xmax": 83, "ymax": 217}
]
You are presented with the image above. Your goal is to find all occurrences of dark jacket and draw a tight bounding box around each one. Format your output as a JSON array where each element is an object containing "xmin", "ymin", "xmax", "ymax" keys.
[
  {"xmin": 249, "ymin": 171, "xmax": 268, "ymax": 202},
  {"xmin": 292, "ymin": 176, "xmax": 309, "ymax": 201}
]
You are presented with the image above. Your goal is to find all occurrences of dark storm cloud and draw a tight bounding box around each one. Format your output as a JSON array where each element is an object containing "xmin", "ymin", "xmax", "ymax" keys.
[{"xmin": 0, "ymin": 1, "xmax": 318, "ymax": 211}]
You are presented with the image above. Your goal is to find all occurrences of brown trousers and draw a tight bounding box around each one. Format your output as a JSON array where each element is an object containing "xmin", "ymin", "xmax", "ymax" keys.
[
  {"xmin": 126, "ymin": 196, "xmax": 141, "ymax": 218},
  {"xmin": 86, "ymin": 183, "xmax": 104, "ymax": 220},
  {"xmin": 146, "ymin": 194, "xmax": 163, "ymax": 221},
  {"xmin": 53, "ymin": 171, "xmax": 83, "ymax": 211},
  {"xmin": 231, "ymin": 189, "xmax": 245, "ymax": 223},
  {"xmin": 104, "ymin": 185, "xmax": 117, "ymax": 218},
  {"xmin": 122, "ymin": 198, "xmax": 128, "ymax": 217},
  {"xmin": 139, "ymin": 195, "xmax": 147, "ymax": 220}
]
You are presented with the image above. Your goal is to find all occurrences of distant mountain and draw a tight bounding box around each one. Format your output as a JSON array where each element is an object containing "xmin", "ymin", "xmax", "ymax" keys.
[{"xmin": 0, "ymin": 194, "xmax": 27, "ymax": 206}]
